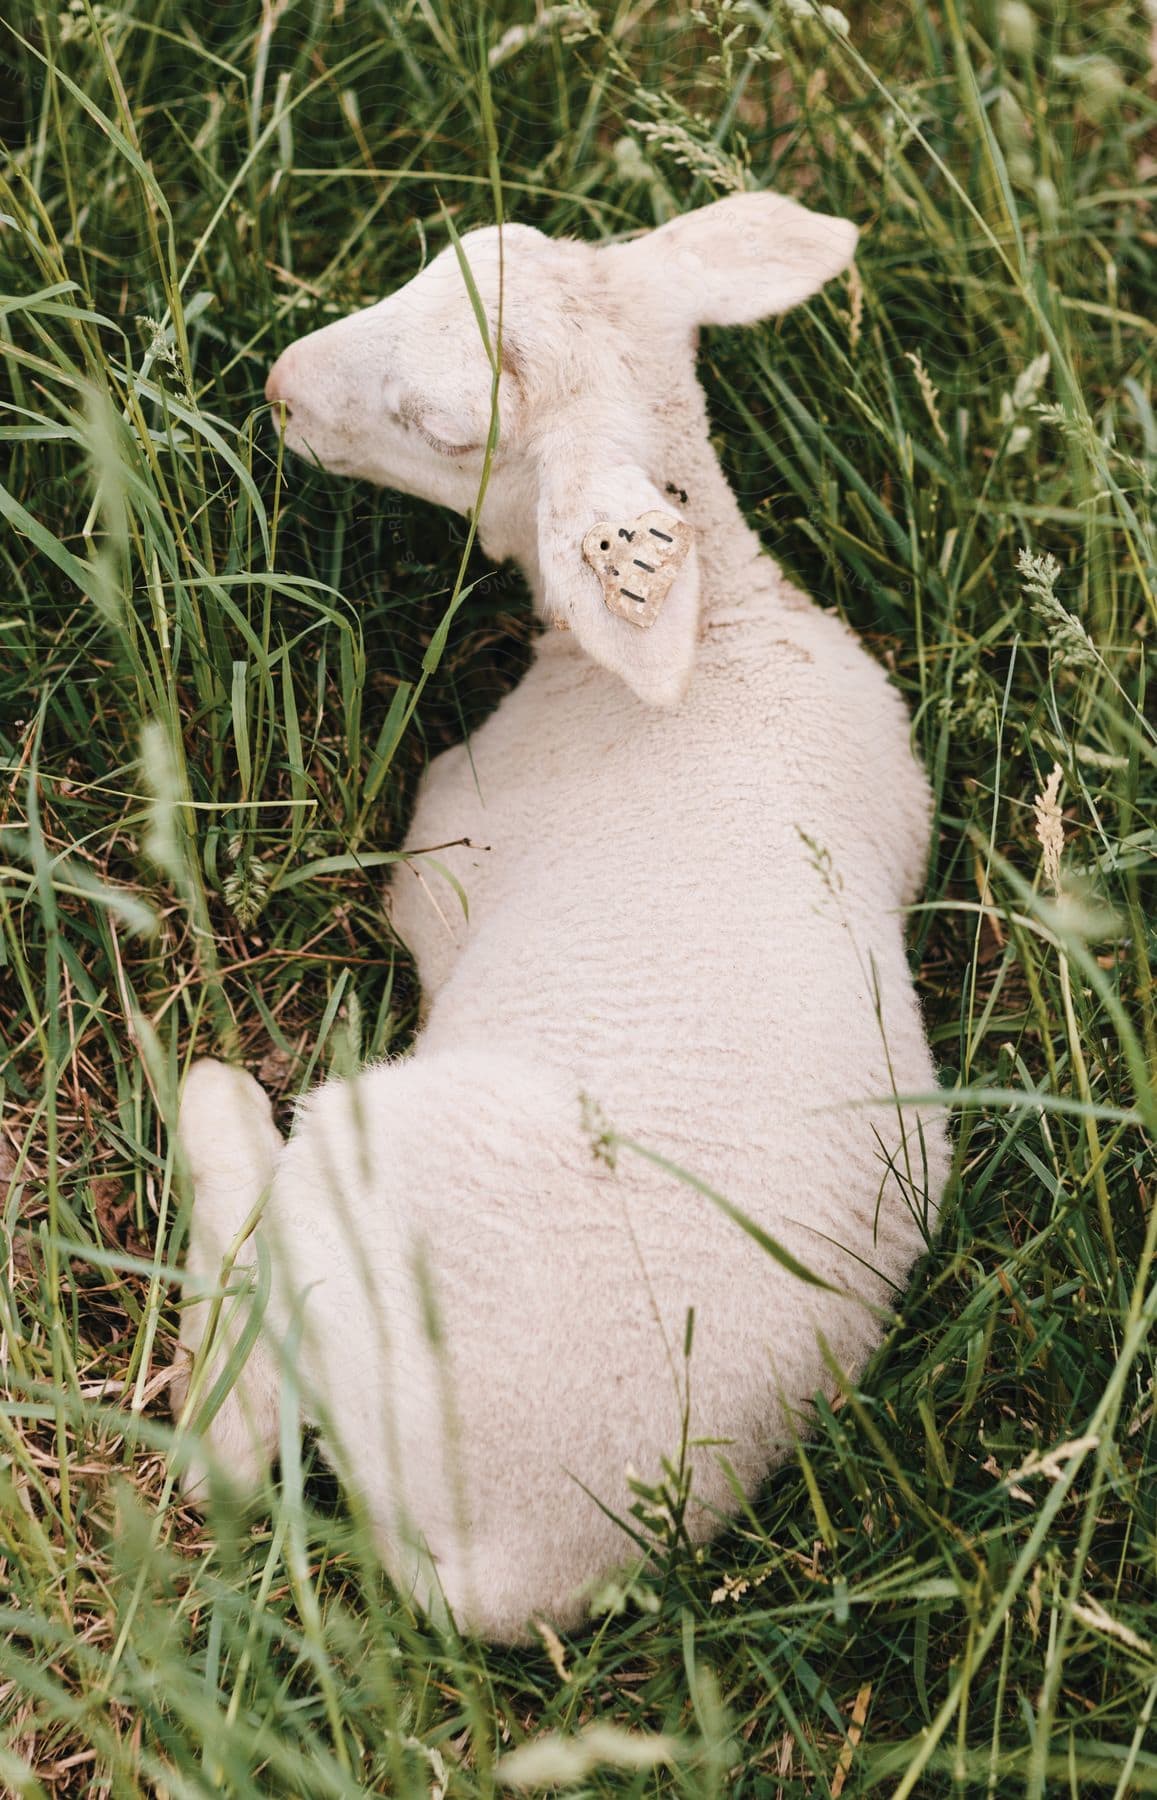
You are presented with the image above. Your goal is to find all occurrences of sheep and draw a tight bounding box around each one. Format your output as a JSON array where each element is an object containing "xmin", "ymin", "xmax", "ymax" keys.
[{"xmin": 171, "ymin": 193, "xmax": 950, "ymax": 1643}]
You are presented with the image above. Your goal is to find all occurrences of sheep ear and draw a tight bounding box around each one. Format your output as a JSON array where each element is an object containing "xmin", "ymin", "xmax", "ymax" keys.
[
  {"xmin": 537, "ymin": 460, "xmax": 700, "ymax": 708},
  {"xmin": 614, "ymin": 192, "xmax": 858, "ymax": 328}
]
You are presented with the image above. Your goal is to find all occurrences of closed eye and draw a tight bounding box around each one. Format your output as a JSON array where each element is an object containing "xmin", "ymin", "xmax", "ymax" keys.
[
  {"xmin": 399, "ymin": 396, "xmax": 478, "ymax": 459},
  {"xmin": 413, "ymin": 419, "xmax": 479, "ymax": 459}
]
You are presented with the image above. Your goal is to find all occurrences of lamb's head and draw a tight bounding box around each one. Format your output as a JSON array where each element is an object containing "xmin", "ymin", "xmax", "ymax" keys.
[{"xmin": 265, "ymin": 194, "xmax": 857, "ymax": 706}]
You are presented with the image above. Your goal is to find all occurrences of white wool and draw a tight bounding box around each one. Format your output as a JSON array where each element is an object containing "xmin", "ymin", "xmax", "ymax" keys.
[{"xmin": 173, "ymin": 195, "xmax": 949, "ymax": 1642}]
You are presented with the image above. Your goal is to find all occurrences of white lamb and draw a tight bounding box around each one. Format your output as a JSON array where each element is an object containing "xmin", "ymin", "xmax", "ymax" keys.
[{"xmin": 172, "ymin": 193, "xmax": 949, "ymax": 1642}]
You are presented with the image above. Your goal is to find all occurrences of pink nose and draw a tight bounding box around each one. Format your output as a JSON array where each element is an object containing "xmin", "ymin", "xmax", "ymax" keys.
[{"xmin": 265, "ymin": 349, "xmax": 296, "ymax": 411}]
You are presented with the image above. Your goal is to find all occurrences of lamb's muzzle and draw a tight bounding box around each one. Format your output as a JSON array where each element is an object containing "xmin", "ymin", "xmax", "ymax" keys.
[
  {"xmin": 263, "ymin": 348, "xmax": 295, "ymax": 411},
  {"xmin": 171, "ymin": 193, "xmax": 949, "ymax": 1644}
]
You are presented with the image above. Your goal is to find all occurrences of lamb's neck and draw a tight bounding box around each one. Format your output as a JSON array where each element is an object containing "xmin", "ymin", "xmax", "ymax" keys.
[
  {"xmin": 654, "ymin": 431, "xmax": 776, "ymax": 618},
  {"xmin": 477, "ymin": 415, "xmax": 795, "ymax": 624}
]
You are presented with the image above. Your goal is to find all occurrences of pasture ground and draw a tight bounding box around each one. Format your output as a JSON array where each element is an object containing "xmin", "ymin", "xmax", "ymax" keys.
[{"xmin": 1, "ymin": 1, "xmax": 1155, "ymax": 1793}]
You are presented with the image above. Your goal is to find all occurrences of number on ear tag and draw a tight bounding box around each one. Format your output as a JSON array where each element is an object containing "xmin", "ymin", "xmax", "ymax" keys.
[{"xmin": 581, "ymin": 511, "xmax": 694, "ymax": 630}]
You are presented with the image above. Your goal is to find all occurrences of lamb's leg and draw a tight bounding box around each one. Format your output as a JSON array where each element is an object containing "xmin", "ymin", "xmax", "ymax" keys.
[{"xmin": 170, "ymin": 1058, "xmax": 286, "ymax": 1507}]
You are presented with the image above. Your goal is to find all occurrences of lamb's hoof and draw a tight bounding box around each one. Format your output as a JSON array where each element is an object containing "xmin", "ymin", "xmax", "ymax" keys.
[
  {"xmin": 168, "ymin": 1344, "xmax": 275, "ymax": 1514},
  {"xmin": 171, "ymin": 1434, "xmax": 258, "ymax": 1515}
]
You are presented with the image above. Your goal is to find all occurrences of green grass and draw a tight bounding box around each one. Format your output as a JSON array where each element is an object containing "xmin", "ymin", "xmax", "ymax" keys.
[{"xmin": 1, "ymin": 0, "xmax": 1156, "ymax": 1793}]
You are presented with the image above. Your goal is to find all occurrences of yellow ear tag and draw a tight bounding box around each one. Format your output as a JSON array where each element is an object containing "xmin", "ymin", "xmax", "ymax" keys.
[{"xmin": 581, "ymin": 510, "xmax": 693, "ymax": 630}]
